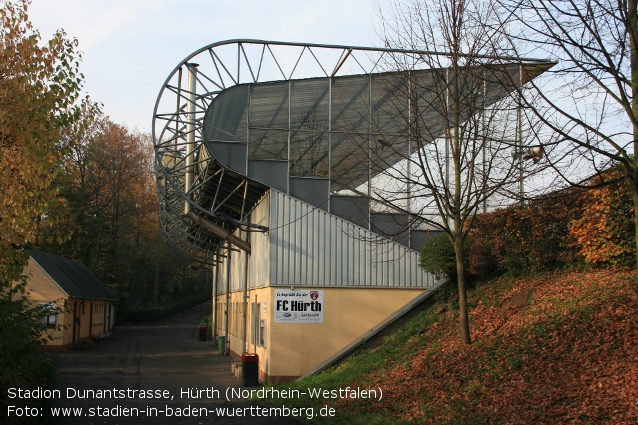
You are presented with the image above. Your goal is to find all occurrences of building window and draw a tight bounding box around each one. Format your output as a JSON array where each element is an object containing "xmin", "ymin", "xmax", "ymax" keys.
[
  {"xmin": 251, "ymin": 302, "xmax": 266, "ymax": 347},
  {"xmin": 259, "ymin": 319, "xmax": 266, "ymax": 347},
  {"xmin": 39, "ymin": 303, "xmax": 57, "ymax": 328}
]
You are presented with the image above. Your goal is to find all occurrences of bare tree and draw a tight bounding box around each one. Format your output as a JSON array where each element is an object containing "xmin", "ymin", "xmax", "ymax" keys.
[
  {"xmin": 368, "ymin": 0, "xmax": 553, "ymax": 343},
  {"xmin": 497, "ymin": 0, "xmax": 638, "ymax": 267}
]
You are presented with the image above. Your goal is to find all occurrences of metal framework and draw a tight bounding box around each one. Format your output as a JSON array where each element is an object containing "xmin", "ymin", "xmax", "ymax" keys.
[{"xmin": 152, "ymin": 40, "xmax": 554, "ymax": 269}]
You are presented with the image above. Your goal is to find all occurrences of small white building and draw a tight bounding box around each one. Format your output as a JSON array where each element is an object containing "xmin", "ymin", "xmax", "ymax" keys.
[{"xmin": 20, "ymin": 249, "xmax": 117, "ymax": 350}]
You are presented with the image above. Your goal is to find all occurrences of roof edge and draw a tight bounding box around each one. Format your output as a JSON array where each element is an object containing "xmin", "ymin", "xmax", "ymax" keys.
[{"xmin": 30, "ymin": 256, "xmax": 71, "ymax": 299}]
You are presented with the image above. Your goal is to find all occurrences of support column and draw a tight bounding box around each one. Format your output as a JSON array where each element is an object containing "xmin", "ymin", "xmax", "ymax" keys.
[{"xmin": 184, "ymin": 63, "xmax": 198, "ymax": 215}]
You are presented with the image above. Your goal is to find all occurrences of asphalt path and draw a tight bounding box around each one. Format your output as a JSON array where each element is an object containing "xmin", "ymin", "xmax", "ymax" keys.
[{"xmin": 52, "ymin": 301, "xmax": 302, "ymax": 424}]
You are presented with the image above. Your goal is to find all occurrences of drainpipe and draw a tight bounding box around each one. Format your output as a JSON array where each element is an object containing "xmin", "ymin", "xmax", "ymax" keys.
[
  {"xmin": 213, "ymin": 252, "xmax": 219, "ymax": 342},
  {"xmin": 103, "ymin": 302, "xmax": 107, "ymax": 335},
  {"xmin": 224, "ymin": 242, "xmax": 231, "ymax": 355},
  {"xmin": 77, "ymin": 300, "xmax": 85, "ymax": 342},
  {"xmin": 242, "ymin": 222, "xmax": 250, "ymax": 354},
  {"xmin": 253, "ymin": 294, "xmax": 258, "ymax": 353},
  {"xmin": 88, "ymin": 302, "xmax": 93, "ymax": 338},
  {"xmin": 185, "ymin": 211, "xmax": 251, "ymax": 254},
  {"xmin": 72, "ymin": 301, "xmax": 78, "ymax": 345}
]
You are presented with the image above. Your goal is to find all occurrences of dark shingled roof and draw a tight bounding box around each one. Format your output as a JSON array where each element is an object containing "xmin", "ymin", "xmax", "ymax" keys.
[{"xmin": 30, "ymin": 249, "xmax": 117, "ymax": 301}]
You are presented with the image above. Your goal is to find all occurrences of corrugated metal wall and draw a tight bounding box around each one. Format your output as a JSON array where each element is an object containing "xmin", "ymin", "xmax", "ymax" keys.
[
  {"xmin": 215, "ymin": 191, "xmax": 271, "ymax": 295},
  {"xmin": 269, "ymin": 190, "xmax": 437, "ymax": 288},
  {"xmin": 215, "ymin": 189, "xmax": 438, "ymax": 294},
  {"xmin": 247, "ymin": 192, "xmax": 271, "ymax": 289}
]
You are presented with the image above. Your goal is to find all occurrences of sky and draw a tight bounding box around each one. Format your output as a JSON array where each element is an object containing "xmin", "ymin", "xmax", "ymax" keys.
[{"xmin": 28, "ymin": 0, "xmax": 391, "ymax": 135}]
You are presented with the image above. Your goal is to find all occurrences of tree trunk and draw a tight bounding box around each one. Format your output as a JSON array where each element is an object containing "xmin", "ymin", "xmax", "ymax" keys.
[
  {"xmin": 629, "ymin": 181, "xmax": 638, "ymax": 270},
  {"xmin": 454, "ymin": 232, "xmax": 471, "ymax": 344},
  {"xmin": 630, "ymin": 0, "xmax": 638, "ymax": 271}
]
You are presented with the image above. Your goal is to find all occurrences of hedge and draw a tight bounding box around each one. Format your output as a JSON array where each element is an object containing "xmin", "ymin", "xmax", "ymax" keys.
[
  {"xmin": 119, "ymin": 292, "xmax": 211, "ymax": 324},
  {"xmin": 465, "ymin": 172, "xmax": 634, "ymax": 277}
]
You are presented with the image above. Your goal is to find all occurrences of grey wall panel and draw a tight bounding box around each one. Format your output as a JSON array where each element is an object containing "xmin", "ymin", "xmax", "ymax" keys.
[
  {"xmin": 215, "ymin": 247, "xmax": 228, "ymax": 295},
  {"xmin": 268, "ymin": 190, "xmax": 436, "ymax": 288},
  {"xmin": 209, "ymin": 141, "xmax": 247, "ymax": 175},
  {"xmin": 215, "ymin": 191, "xmax": 272, "ymax": 294},
  {"xmin": 233, "ymin": 238, "xmax": 247, "ymax": 292},
  {"xmin": 410, "ymin": 229, "xmax": 444, "ymax": 253},
  {"xmin": 248, "ymin": 160, "xmax": 288, "ymax": 193},
  {"xmin": 289, "ymin": 177, "xmax": 329, "ymax": 211},
  {"xmin": 371, "ymin": 213, "xmax": 410, "ymax": 247},
  {"xmin": 209, "ymin": 141, "xmax": 230, "ymax": 166},
  {"xmin": 204, "ymin": 85, "xmax": 249, "ymax": 142},
  {"xmin": 218, "ymin": 190, "xmax": 435, "ymax": 293},
  {"xmin": 229, "ymin": 144, "xmax": 247, "ymax": 175},
  {"xmin": 247, "ymin": 192, "xmax": 271, "ymax": 290}
]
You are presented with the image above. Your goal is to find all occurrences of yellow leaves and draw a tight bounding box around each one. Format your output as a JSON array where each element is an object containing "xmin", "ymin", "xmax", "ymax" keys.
[{"xmin": 0, "ymin": 0, "xmax": 87, "ymax": 284}]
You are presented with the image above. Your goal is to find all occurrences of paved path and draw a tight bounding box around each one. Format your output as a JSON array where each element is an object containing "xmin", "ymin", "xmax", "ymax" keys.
[{"xmin": 52, "ymin": 302, "xmax": 301, "ymax": 424}]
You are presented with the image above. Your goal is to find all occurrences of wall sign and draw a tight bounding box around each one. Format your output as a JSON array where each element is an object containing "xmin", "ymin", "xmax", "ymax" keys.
[{"xmin": 274, "ymin": 289, "xmax": 323, "ymax": 323}]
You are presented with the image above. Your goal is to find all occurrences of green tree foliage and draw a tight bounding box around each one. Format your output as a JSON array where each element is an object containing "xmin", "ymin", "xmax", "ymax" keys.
[
  {"xmin": 420, "ymin": 233, "xmax": 472, "ymax": 303},
  {"xmin": 0, "ymin": 0, "xmax": 89, "ymax": 421},
  {"xmin": 0, "ymin": 288, "xmax": 57, "ymax": 423},
  {"xmin": 419, "ymin": 233, "xmax": 462, "ymax": 279}
]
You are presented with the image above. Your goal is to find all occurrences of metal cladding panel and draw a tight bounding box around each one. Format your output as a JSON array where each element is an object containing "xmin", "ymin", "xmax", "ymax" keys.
[
  {"xmin": 214, "ymin": 192, "xmax": 272, "ymax": 294},
  {"xmin": 215, "ymin": 250, "xmax": 228, "ymax": 295},
  {"xmin": 208, "ymin": 142, "xmax": 248, "ymax": 175},
  {"xmin": 204, "ymin": 85, "xmax": 249, "ymax": 142},
  {"xmin": 371, "ymin": 213, "xmax": 410, "ymax": 247},
  {"xmin": 215, "ymin": 234, "xmax": 248, "ymax": 295},
  {"xmin": 246, "ymin": 192, "xmax": 271, "ymax": 289},
  {"xmin": 230, "ymin": 237, "xmax": 247, "ymax": 293},
  {"xmin": 247, "ymin": 159, "xmax": 288, "ymax": 192},
  {"xmin": 269, "ymin": 190, "xmax": 436, "ymax": 288},
  {"xmin": 330, "ymin": 196, "xmax": 370, "ymax": 232},
  {"xmin": 289, "ymin": 177, "xmax": 330, "ymax": 211},
  {"xmin": 410, "ymin": 229, "xmax": 444, "ymax": 253}
]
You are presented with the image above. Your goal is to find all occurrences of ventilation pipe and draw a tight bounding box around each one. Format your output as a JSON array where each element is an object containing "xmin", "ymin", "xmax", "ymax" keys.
[
  {"xmin": 184, "ymin": 63, "xmax": 198, "ymax": 216},
  {"xmin": 182, "ymin": 63, "xmax": 252, "ymax": 254},
  {"xmin": 186, "ymin": 211, "xmax": 251, "ymax": 254}
]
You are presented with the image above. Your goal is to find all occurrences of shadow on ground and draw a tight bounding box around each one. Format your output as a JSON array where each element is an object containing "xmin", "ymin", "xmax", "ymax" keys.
[{"xmin": 51, "ymin": 301, "xmax": 302, "ymax": 424}]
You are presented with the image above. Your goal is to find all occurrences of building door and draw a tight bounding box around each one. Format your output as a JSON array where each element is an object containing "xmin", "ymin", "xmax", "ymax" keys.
[{"xmin": 72, "ymin": 301, "xmax": 78, "ymax": 345}]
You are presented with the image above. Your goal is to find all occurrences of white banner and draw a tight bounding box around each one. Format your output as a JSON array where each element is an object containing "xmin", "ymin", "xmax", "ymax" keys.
[{"xmin": 274, "ymin": 289, "xmax": 323, "ymax": 323}]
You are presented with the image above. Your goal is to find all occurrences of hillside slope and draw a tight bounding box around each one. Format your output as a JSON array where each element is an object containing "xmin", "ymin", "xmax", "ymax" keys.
[{"xmin": 265, "ymin": 269, "xmax": 638, "ymax": 424}]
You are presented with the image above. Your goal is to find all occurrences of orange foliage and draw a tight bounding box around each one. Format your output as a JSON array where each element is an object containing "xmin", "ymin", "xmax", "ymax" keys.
[
  {"xmin": 468, "ymin": 172, "xmax": 636, "ymax": 276},
  {"xmin": 339, "ymin": 269, "xmax": 638, "ymax": 424},
  {"xmin": 569, "ymin": 176, "xmax": 634, "ymax": 266},
  {"xmin": 468, "ymin": 191, "xmax": 582, "ymax": 276}
]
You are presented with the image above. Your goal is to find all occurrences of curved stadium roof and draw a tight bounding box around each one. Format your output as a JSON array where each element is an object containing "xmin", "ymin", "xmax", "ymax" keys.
[{"xmin": 152, "ymin": 40, "xmax": 555, "ymax": 269}]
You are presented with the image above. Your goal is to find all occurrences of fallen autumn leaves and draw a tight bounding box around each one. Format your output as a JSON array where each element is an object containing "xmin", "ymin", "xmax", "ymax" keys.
[{"xmin": 340, "ymin": 269, "xmax": 638, "ymax": 424}]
